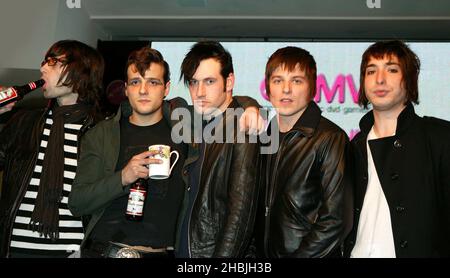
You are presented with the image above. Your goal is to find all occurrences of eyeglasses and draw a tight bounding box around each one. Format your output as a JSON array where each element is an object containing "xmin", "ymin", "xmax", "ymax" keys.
[{"xmin": 41, "ymin": 56, "xmax": 68, "ymax": 67}]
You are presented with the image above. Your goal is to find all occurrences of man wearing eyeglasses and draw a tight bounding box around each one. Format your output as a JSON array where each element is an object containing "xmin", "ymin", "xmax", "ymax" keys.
[{"xmin": 0, "ymin": 40, "xmax": 104, "ymax": 258}]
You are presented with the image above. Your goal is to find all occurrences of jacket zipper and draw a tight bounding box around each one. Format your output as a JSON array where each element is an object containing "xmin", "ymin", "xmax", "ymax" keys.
[{"xmin": 263, "ymin": 131, "xmax": 293, "ymax": 256}]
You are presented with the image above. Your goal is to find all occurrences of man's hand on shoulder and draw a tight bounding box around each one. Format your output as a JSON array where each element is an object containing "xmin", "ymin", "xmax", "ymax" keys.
[{"xmin": 239, "ymin": 106, "xmax": 265, "ymax": 135}]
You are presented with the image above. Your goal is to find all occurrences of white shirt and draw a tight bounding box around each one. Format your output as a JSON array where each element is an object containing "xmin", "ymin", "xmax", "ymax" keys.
[{"xmin": 351, "ymin": 127, "xmax": 396, "ymax": 258}]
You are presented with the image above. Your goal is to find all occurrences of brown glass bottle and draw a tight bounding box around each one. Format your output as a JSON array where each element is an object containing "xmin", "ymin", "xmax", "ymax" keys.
[
  {"xmin": 125, "ymin": 178, "xmax": 148, "ymax": 221},
  {"xmin": 0, "ymin": 79, "xmax": 44, "ymax": 107}
]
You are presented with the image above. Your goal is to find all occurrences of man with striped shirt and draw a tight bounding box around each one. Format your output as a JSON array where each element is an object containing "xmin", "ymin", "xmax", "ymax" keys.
[{"xmin": 0, "ymin": 40, "xmax": 104, "ymax": 258}]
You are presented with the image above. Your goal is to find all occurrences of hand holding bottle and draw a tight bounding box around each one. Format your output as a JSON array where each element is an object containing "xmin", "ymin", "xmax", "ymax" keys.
[
  {"xmin": 0, "ymin": 80, "xmax": 44, "ymax": 112},
  {"xmin": 0, "ymin": 86, "xmax": 15, "ymax": 114}
]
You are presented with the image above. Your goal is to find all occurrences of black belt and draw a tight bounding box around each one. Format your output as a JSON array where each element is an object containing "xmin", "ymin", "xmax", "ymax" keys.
[{"xmin": 82, "ymin": 240, "xmax": 173, "ymax": 258}]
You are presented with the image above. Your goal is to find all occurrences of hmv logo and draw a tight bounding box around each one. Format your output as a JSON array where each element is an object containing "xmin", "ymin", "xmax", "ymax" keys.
[
  {"xmin": 66, "ymin": 0, "xmax": 81, "ymax": 9},
  {"xmin": 366, "ymin": 0, "xmax": 381, "ymax": 9}
]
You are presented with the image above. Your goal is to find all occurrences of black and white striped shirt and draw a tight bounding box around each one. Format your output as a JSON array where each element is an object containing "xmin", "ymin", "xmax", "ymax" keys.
[{"xmin": 10, "ymin": 111, "xmax": 85, "ymax": 257}]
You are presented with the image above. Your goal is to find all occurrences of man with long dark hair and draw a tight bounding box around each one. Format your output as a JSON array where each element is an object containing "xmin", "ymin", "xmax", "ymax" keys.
[
  {"xmin": 177, "ymin": 41, "xmax": 260, "ymax": 258},
  {"xmin": 345, "ymin": 40, "xmax": 450, "ymax": 257},
  {"xmin": 0, "ymin": 40, "xmax": 104, "ymax": 257}
]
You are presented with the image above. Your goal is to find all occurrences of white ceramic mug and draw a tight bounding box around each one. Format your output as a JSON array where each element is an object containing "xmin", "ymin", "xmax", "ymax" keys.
[{"xmin": 148, "ymin": 145, "xmax": 179, "ymax": 180}]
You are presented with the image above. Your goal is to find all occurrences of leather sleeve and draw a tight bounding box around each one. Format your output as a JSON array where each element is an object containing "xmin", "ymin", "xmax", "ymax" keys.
[
  {"xmin": 168, "ymin": 97, "xmax": 189, "ymax": 110},
  {"xmin": 0, "ymin": 122, "xmax": 10, "ymax": 170},
  {"xmin": 213, "ymin": 141, "xmax": 260, "ymax": 257},
  {"xmin": 0, "ymin": 110, "xmax": 28, "ymax": 170},
  {"xmin": 234, "ymin": 95, "xmax": 261, "ymax": 109}
]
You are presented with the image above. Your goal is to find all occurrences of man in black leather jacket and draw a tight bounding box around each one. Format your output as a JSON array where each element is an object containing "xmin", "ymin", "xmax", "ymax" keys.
[
  {"xmin": 176, "ymin": 41, "xmax": 260, "ymax": 258},
  {"xmin": 0, "ymin": 40, "xmax": 104, "ymax": 257},
  {"xmin": 255, "ymin": 46, "xmax": 352, "ymax": 258}
]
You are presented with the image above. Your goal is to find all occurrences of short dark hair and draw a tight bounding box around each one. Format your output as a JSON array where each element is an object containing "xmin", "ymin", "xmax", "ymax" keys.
[
  {"xmin": 265, "ymin": 46, "xmax": 317, "ymax": 99},
  {"xmin": 45, "ymin": 40, "xmax": 104, "ymax": 106},
  {"xmin": 180, "ymin": 41, "xmax": 233, "ymax": 87},
  {"xmin": 359, "ymin": 40, "xmax": 420, "ymax": 108},
  {"xmin": 126, "ymin": 46, "xmax": 170, "ymax": 84}
]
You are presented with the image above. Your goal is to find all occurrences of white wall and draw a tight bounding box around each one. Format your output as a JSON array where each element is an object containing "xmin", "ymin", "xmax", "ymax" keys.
[
  {"xmin": 54, "ymin": 0, "xmax": 109, "ymax": 49},
  {"xmin": 0, "ymin": 0, "xmax": 109, "ymax": 72},
  {"xmin": 0, "ymin": 0, "xmax": 58, "ymax": 70}
]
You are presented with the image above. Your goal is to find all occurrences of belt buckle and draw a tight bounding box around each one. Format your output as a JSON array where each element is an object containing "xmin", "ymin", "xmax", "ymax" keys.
[{"xmin": 115, "ymin": 247, "xmax": 142, "ymax": 258}]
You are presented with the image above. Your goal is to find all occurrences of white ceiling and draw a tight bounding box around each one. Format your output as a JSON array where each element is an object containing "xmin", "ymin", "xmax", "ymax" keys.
[{"xmin": 83, "ymin": 0, "xmax": 450, "ymax": 41}]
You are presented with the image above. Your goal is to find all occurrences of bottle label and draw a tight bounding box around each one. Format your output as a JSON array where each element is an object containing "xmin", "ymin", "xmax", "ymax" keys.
[
  {"xmin": 0, "ymin": 88, "xmax": 18, "ymax": 106},
  {"xmin": 126, "ymin": 189, "xmax": 146, "ymax": 216}
]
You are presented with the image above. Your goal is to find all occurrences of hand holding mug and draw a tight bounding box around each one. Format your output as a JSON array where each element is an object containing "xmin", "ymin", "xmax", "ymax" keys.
[
  {"xmin": 148, "ymin": 145, "xmax": 179, "ymax": 180},
  {"xmin": 121, "ymin": 150, "xmax": 163, "ymax": 186}
]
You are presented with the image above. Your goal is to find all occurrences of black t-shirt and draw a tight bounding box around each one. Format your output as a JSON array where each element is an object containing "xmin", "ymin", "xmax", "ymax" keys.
[{"xmin": 89, "ymin": 117, "xmax": 187, "ymax": 248}]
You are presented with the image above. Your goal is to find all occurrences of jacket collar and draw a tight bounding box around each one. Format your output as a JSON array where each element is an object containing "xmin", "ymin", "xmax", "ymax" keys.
[
  {"xmin": 359, "ymin": 102, "xmax": 417, "ymax": 136},
  {"xmin": 222, "ymin": 97, "xmax": 240, "ymax": 120},
  {"xmin": 212, "ymin": 97, "xmax": 241, "ymax": 131},
  {"xmin": 192, "ymin": 97, "xmax": 240, "ymax": 141},
  {"xmin": 270, "ymin": 101, "xmax": 322, "ymax": 138}
]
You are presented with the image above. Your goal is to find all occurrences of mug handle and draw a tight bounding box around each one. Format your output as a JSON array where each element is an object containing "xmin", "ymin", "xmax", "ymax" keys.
[{"xmin": 168, "ymin": 150, "xmax": 180, "ymax": 175}]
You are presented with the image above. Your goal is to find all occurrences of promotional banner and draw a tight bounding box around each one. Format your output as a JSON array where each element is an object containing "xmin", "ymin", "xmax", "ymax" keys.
[{"xmin": 153, "ymin": 42, "xmax": 450, "ymax": 138}]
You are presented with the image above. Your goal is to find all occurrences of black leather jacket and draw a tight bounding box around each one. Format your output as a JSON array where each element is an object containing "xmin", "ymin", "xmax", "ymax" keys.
[
  {"xmin": 182, "ymin": 99, "xmax": 260, "ymax": 258},
  {"xmin": 0, "ymin": 104, "xmax": 95, "ymax": 257},
  {"xmin": 255, "ymin": 101, "xmax": 353, "ymax": 258}
]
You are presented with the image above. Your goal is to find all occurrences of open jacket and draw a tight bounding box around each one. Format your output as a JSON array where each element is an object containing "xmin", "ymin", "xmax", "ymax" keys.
[
  {"xmin": 181, "ymin": 98, "xmax": 261, "ymax": 258},
  {"xmin": 0, "ymin": 103, "xmax": 95, "ymax": 257},
  {"xmin": 67, "ymin": 99, "xmax": 186, "ymax": 245},
  {"xmin": 344, "ymin": 103, "xmax": 450, "ymax": 257},
  {"xmin": 255, "ymin": 101, "xmax": 353, "ymax": 258}
]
